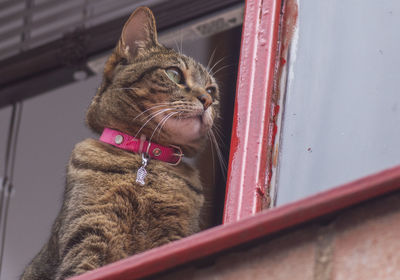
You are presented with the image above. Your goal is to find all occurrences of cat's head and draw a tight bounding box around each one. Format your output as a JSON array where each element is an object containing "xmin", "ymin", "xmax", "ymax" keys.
[{"xmin": 86, "ymin": 7, "xmax": 219, "ymax": 157}]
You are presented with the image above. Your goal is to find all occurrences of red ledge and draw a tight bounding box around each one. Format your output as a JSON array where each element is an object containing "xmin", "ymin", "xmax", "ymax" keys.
[{"xmin": 71, "ymin": 165, "xmax": 400, "ymax": 280}]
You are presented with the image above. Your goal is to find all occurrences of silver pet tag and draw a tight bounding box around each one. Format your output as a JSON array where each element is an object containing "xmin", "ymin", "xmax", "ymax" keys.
[{"xmin": 136, "ymin": 154, "xmax": 148, "ymax": 186}]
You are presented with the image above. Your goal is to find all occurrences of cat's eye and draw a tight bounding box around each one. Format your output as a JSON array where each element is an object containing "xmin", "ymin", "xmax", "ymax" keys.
[
  {"xmin": 165, "ymin": 68, "xmax": 184, "ymax": 84},
  {"xmin": 206, "ymin": 86, "xmax": 216, "ymax": 96}
]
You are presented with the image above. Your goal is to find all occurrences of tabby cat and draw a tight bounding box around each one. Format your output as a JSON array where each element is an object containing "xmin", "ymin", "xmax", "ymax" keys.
[{"xmin": 21, "ymin": 7, "xmax": 219, "ymax": 280}]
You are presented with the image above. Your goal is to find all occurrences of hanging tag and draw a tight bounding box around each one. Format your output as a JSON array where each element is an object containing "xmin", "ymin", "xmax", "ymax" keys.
[{"xmin": 136, "ymin": 154, "xmax": 148, "ymax": 186}]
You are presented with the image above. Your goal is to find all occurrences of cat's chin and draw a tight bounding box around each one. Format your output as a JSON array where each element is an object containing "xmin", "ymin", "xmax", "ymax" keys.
[{"xmin": 157, "ymin": 111, "xmax": 213, "ymax": 145}]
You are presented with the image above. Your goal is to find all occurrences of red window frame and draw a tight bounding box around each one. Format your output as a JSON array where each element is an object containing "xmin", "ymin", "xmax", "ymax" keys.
[
  {"xmin": 71, "ymin": 0, "xmax": 400, "ymax": 279},
  {"xmin": 223, "ymin": 0, "xmax": 282, "ymax": 223}
]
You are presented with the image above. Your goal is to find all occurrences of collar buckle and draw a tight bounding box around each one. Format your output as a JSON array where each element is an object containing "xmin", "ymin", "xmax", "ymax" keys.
[{"xmin": 169, "ymin": 145, "xmax": 184, "ymax": 166}]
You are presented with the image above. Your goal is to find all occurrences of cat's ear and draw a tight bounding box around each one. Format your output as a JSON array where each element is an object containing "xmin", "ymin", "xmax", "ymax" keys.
[{"xmin": 118, "ymin": 7, "xmax": 158, "ymax": 58}]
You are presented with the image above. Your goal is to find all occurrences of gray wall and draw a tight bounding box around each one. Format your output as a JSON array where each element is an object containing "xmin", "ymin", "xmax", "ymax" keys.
[
  {"xmin": 277, "ymin": 0, "xmax": 400, "ymax": 205},
  {"xmin": 0, "ymin": 76, "xmax": 99, "ymax": 279}
]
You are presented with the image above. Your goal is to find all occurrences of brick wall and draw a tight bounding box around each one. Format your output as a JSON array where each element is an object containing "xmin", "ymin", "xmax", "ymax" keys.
[{"xmin": 153, "ymin": 192, "xmax": 400, "ymax": 280}]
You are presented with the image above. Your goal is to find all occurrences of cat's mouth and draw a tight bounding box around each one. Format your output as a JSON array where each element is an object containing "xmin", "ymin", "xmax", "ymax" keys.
[
  {"xmin": 173, "ymin": 112, "xmax": 204, "ymax": 122},
  {"xmin": 154, "ymin": 109, "xmax": 213, "ymax": 144}
]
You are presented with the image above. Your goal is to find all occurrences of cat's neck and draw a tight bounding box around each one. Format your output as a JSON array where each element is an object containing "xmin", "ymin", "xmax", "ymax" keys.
[{"xmin": 99, "ymin": 128, "xmax": 183, "ymax": 165}]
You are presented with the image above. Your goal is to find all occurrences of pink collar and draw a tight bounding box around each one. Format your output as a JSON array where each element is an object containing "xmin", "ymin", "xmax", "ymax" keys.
[{"xmin": 99, "ymin": 128, "xmax": 183, "ymax": 165}]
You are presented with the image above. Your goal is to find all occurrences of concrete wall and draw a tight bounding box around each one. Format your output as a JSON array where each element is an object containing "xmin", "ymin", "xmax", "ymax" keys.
[{"xmin": 156, "ymin": 191, "xmax": 400, "ymax": 280}]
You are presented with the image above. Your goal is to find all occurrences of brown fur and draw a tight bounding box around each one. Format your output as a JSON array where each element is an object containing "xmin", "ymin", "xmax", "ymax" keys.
[{"xmin": 21, "ymin": 7, "xmax": 219, "ymax": 280}]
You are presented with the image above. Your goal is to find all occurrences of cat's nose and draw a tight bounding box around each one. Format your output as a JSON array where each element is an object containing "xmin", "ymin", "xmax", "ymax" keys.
[{"xmin": 197, "ymin": 93, "xmax": 212, "ymax": 110}]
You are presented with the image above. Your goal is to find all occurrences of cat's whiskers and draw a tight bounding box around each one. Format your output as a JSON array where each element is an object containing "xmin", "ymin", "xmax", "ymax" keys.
[
  {"xmin": 156, "ymin": 111, "xmax": 177, "ymax": 140},
  {"xmin": 139, "ymin": 106, "xmax": 186, "ymax": 122},
  {"xmin": 207, "ymin": 131, "xmax": 216, "ymax": 182},
  {"xmin": 160, "ymin": 111, "xmax": 189, "ymax": 141},
  {"xmin": 149, "ymin": 112, "xmax": 177, "ymax": 143},
  {"xmin": 211, "ymin": 124, "xmax": 225, "ymax": 144},
  {"xmin": 208, "ymin": 56, "xmax": 226, "ymax": 75},
  {"xmin": 212, "ymin": 64, "xmax": 233, "ymax": 76},
  {"xmin": 134, "ymin": 108, "xmax": 173, "ymax": 138},
  {"xmin": 174, "ymin": 39, "xmax": 180, "ymax": 54},
  {"xmin": 133, "ymin": 103, "xmax": 172, "ymax": 122},
  {"xmin": 208, "ymin": 129, "xmax": 227, "ymax": 179},
  {"xmin": 136, "ymin": 103, "xmax": 198, "ymax": 130},
  {"xmin": 206, "ymin": 48, "xmax": 218, "ymax": 70},
  {"xmin": 212, "ymin": 125, "xmax": 226, "ymax": 155},
  {"xmin": 117, "ymin": 95, "xmax": 173, "ymax": 121},
  {"xmin": 180, "ymin": 31, "xmax": 184, "ymax": 55},
  {"xmin": 172, "ymin": 31, "xmax": 184, "ymax": 54},
  {"xmin": 155, "ymin": 112, "xmax": 175, "ymax": 140},
  {"xmin": 139, "ymin": 107, "xmax": 173, "ymax": 122}
]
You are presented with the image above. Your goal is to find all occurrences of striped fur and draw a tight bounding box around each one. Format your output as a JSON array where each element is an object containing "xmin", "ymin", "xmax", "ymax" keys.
[{"xmin": 21, "ymin": 7, "xmax": 219, "ymax": 280}]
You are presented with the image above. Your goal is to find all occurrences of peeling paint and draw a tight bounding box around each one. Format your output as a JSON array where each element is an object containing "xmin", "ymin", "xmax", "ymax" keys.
[{"xmin": 267, "ymin": 0, "xmax": 298, "ymax": 207}]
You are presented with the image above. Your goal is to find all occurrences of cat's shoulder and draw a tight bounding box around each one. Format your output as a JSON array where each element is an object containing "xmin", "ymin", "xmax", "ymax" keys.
[
  {"xmin": 73, "ymin": 138, "xmax": 133, "ymax": 156},
  {"xmin": 70, "ymin": 138, "xmax": 140, "ymax": 170}
]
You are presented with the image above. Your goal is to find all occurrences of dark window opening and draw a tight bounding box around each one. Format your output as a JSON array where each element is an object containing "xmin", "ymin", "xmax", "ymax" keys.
[{"xmin": 195, "ymin": 26, "xmax": 242, "ymax": 227}]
